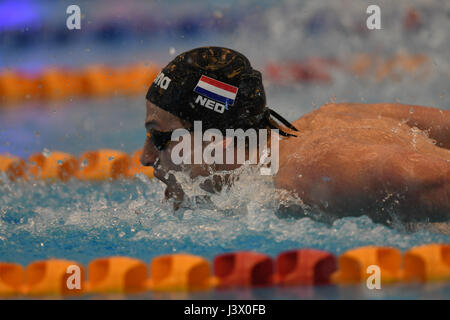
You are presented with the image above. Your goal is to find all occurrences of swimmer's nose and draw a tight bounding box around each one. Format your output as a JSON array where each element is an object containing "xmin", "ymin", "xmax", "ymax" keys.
[
  {"xmin": 140, "ymin": 142, "xmax": 158, "ymax": 166},
  {"xmin": 140, "ymin": 151, "xmax": 156, "ymax": 166}
]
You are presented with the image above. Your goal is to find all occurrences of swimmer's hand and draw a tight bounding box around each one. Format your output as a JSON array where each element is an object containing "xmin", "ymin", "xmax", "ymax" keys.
[{"xmin": 164, "ymin": 186, "xmax": 184, "ymax": 211}]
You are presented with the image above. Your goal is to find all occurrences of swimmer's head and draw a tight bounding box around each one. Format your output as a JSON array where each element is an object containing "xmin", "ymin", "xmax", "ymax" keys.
[
  {"xmin": 142, "ymin": 47, "xmax": 298, "ymax": 206},
  {"xmin": 146, "ymin": 46, "xmax": 298, "ymax": 134}
]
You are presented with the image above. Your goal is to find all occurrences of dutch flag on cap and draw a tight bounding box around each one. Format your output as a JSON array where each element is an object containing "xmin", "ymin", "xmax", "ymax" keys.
[{"xmin": 193, "ymin": 75, "xmax": 239, "ymax": 109}]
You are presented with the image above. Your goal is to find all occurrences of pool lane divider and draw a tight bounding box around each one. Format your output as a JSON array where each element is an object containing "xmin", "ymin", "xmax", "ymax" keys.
[
  {"xmin": 0, "ymin": 244, "xmax": 448, "ymax": 296},
  {"xmin": 149, "ymin": 254, "xmax": 218, "ymax": 291},
  {"xmin": 275, "ymin": 249, "xmax": 337, "ymax": 285},
  {"xmin": 214, "ymin": 252, "xmax": 274, "ymax": 288},
  {"xmin": 331, "ymin": 246, "xmax": 403, "ymax": 284},
  {"xmin": 0, "ymin": 155, "xmax": 27, "ymax": 181},
  {"xmin": 0, "ymin": 63, "xmax": 161, "ymax": 104},
  {"xmin": 404, "ymin": 244, "xmax": 450, "ymax": 282},
  {"xmin": 0, "ymin": 149, "xmax": 154, "ymax": 181}
]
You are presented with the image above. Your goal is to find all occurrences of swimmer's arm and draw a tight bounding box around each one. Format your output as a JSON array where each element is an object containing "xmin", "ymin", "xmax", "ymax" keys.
[{"xmin": 323, "ymin": 103, "xmax": 450, "ymax": 149}]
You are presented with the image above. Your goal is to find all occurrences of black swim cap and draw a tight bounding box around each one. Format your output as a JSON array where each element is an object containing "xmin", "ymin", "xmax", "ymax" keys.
[{"xmin": 146, "ymin": 46, "xmax": 298, "ymax": 135}]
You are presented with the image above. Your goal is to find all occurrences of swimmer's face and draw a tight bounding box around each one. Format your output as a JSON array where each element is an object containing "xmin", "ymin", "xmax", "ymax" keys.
[
  {"xmin": 141, "ymin": 101, "xmax": 245, "ymax": 204},
  {"xmin": 141, "ymin": 101, "xmax": 190, "ymax": 202}
]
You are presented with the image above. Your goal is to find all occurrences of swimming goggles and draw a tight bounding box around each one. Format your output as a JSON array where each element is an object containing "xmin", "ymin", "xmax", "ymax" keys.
[{"xmin": 146, "ymin": 129, "xmax": 173, "ymax": 151}]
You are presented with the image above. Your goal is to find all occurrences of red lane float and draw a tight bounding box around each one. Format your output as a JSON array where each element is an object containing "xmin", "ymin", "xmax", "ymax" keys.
[
  {"xmin": 213, "ymin": 251, "xmax": 274, "ymax": 288},
  {"xmin": 265, "ymin": 59, "xmax": 334, "ymax": 85},
  {"xmin": 275, "ymin": 249, "xmax": 337, "ymax": 285}
]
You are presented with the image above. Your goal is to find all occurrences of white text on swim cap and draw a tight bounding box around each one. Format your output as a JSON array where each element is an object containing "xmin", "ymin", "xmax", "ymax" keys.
[
  {"xmin": 154, "ymin": 72, "xmax": 172, "ymax": 90},
  {"xmin": 194, "ymin": 95, "xmax": 225, "ymax": 114}
]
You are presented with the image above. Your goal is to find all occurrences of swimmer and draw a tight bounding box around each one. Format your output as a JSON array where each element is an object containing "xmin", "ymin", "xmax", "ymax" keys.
[{"xmin": 141, "ymin": 47, "xmax": 449, "ymax": 225}]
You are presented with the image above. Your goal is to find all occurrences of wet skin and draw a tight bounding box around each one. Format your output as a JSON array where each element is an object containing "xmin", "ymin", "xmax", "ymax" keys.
[{"xmin": 141, "ymin": 101, "xmax": 450, "ymax": 223}]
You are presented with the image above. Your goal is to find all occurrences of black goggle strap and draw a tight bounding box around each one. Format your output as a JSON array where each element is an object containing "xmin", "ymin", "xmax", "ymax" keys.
[{"xmin": 268, "ymin": 108, "xmax": 299, "ymax": 137}]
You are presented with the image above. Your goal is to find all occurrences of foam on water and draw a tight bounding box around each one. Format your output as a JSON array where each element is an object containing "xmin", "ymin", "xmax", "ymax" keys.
[{"xmin": 1, "ymin": 169, "xmax": 448, "ymax": 265}]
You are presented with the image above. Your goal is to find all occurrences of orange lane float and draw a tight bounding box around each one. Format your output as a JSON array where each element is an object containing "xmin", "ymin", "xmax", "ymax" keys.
[
  {"xmin": 77, "ymin": 149, "xmax": 132, "ymax": 180},
  {"xmin": 0, "ymin": 154, "xmax": 27, "ymax": 181},
  {"xmin": 81, "ymin": 65, "xmax": 119, "ymax": 98},
  {"xmin": 213, "ymin": 251, "xmax": 274, "ymax": 288},
  {"xmin": 38, "ymin": 68, "xmax": 84, "ymax": 101},
  {"xmin": 0, "ymin": 71, "xmax": 38, "ymax": 104},
  {"xmin": 24, "ymin": 259, "xmax": 85, "ymax": 296},
  {"xmin": 87, "ymin": 256, "xmax": 148, "ymax": 294},
  {"xmin": 403, "ymin": 244, "xmax": 450, "ymax": 282},
  {"xmin": 0, "ymin": 263, "xmax": 24, "ymax": 296},
  {"xmin": 29, "ymin": 151, "xmax": 79, "ymax": 181},
  {"xmin": 115, "ymin": 63, "xmax": 159, "ymax": 96},
  {"xmin": 331, "ymin": 246, "xmax": 403, "ymax": 284},
  {"xmin": 275, "ymin": 249, "xmax": 337, "ymax": 285},
  {"xmin": 149, "ymin": 254, "xmax": 218, "ymax": 291}
]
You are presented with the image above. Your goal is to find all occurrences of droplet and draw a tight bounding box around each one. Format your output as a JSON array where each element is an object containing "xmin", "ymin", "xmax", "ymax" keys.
[
  {"xmin": 42, "ymin": 148, "xmax": 51, "ymax": 158},
  {"xmin": 169, "ymin": 47, "xmax": 176, "ymax": 55},
  {"xmin": 57, "ymin": 160, "xmax": 63, "ymax": 165},
  {"xmin": 213, "ymin": 10, "xmax": 223, "ymax": 19},
  {"xmin": 81, "ymin": 159, "xmax": 88, "ymax": 167},
  {"xmin": 108, "ymin": 156, "xmax": 114, "ymax": 161}
]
